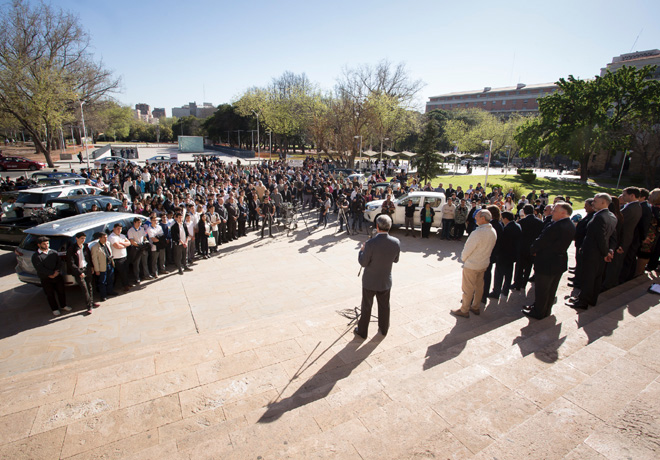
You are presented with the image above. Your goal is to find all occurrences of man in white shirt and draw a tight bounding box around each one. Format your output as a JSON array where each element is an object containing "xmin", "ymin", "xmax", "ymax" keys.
[
  {"xmin": 108, "ymin": 223, "xmax": 132, "ymax": 292},
  {"xmin": 127, "ymin": 217, "xmax": 152, "ymax": 283}
]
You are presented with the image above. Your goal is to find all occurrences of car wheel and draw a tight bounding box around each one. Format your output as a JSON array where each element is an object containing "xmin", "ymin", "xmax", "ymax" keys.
[{"xmin": 29, "ymin": 165, "xmax": 37, "ymax": 171}]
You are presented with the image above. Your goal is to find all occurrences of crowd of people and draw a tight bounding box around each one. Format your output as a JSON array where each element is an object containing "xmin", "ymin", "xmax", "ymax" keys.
[
  {"xmin": 1, "ymin": 156, "xmax": 659, "ymax": 319},
  {"xmin": 453, "ymin": 186, "xmax": 660, "ymax": 320}
]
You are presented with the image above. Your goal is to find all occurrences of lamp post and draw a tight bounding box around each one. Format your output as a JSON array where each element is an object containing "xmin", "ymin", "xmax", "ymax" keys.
[
  {"xmin": 235, "ymin": 130, "xmax": 242, "ymax": 149},
  {"xmin": 80, "ymin": 100, "xmax": 91, "ymax": 170},
  {"xmin": 354, "ymin": 134, "xmax": 362, "ymax": 158},
  {"xmin": 266, "ymin": 130, "xmax": 272, "ymax": 161},
  {"xmin": 482, "ymin": 139, "xmax": 493, "ymax": 188},
  {"xmin": 252, "ymin": 110, "xmax": 260, "ymax": 156},
  {"xmin": 380, "ymin": 137, "xmax": 389, "ymax": 162},
  {"xmin": 616, "ymin": 150, "xmax": 630, "ymax": 190}
]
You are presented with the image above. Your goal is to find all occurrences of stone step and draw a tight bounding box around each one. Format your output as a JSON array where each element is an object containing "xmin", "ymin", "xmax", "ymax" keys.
[
  {"xmin": 167, "ymin": 275, "xmax": 659, "ymax": 459},
  {"xmin": 0, "ymin": 272, "xmax": 656, "ymax": 459}
]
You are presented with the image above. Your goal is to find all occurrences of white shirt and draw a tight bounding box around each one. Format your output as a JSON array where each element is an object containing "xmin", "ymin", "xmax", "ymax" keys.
[
  {"xmin": 127, "ymin": 225, "xmax": 147, "ymax": 244},
  {"xmin": 108, "ymin": 232, "xmax": 129, "ymax": 259},
  {"xmin": 147, "ymin": 224, "xmax": 164, "ymax": 251}
]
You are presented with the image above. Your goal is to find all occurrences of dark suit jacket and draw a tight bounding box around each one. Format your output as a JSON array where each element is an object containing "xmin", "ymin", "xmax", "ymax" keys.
[
  {"xmin": 66, "ymin": 243, "xmax": 93, "ymax": 277},
  {"xmin": 581, "ymin": 209, "xmax": 617, "ymax": 261},
  {"xmin": 490, "ymin": 220, "xmax": 504, "ymax": 262},
  {"xmin": 518, "ymin": 215, "xmax": 544, "ymax": 258},
  {"xmin": 359, "ymin": 233, "xmax": 401, "ymax": 291},
  {"xmin": 620, "ymin": 201, "xmax": 641, "ymax": 252},
  {"xmin": 531, "ymin": 217, "xmax": 576, "ymax": 275},
  {"xmin": 574, "ymin": 211, "xmax": 594, "ymax": 249},
  {"xmin": 499, "ymin": 221, "xmax": 522, "ymax": 262},
  {"xmin": 170, "ymin": 221, "xmax": 189, "ymax": 246},
  {"xmin": 32, "ymin": 249, "xmax": 62, "ymax": 280}
]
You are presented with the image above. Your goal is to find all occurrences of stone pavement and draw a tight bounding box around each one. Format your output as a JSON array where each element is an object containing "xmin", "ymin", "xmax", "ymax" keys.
[{"xmin": 0, "ymin": 213, "xmax": 659, "ymax": 459}]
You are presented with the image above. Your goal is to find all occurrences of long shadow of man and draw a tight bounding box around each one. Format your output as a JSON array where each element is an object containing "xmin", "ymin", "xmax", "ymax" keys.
[{"xmin": 258, "ymin": 331, "xmax": 381, "ymax": 423}]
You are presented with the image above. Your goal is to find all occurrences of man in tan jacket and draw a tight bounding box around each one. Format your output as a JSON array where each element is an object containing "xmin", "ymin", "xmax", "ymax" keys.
[
  {"xmin": 451, "ymin": 209, "xmax": 498, "ymax": 318},
  {"xmin": 91, "ymin": 232, "xmax": 117, "ymax": 301}
]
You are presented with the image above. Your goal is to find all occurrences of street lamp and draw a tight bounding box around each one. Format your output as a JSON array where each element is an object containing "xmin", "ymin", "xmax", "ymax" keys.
[
  {"xmin": 380, "ymin": 137, "xmax": 389, "ymax": 162},
  {"xmin": 616, "ymin": 150, "xmax": 631, "ymax": 190},
  {"xmin": 482, "ymin": 139, "xmax": 493, "ymax": 188},
  {"xmin": 80, "ymin": 100, "xmax": 91, "ymax": 170},
  {"xmin": 354, "ymin": 134, "xmax": 362, "ymax": 157},
  {"xmin": 266, "ymin": 130, "xmax": 272, "ymax": 161},
  {"xmin": 252, "ymin": 110, "xmax": 260, "ymax": 157}
]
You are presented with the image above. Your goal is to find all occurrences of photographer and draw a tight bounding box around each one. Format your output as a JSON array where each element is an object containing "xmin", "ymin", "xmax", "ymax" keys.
[
  {"xmin": 337, "ymin": 193, "xmax": 349, "ymax": 233},
  {"xmin": 259, "ymin": 195, "xmax": 275, "ymax": 238},
  {"xmin": 351, "ymin": 191, "xmax": 366, "ymax": 233},
  {"xmin": 127, "ymin": 217, "xmax": 153, "ymax": 283}
]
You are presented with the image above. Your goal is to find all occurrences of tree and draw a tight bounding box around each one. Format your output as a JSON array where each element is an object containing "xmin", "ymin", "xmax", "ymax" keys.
[
  {"xmin": 0, "ymin": 0, "xmax": 120, "ymax": 166},
  {"xmin": 413, "ymin": 119, "xmax": 444, "ymax": 185}
]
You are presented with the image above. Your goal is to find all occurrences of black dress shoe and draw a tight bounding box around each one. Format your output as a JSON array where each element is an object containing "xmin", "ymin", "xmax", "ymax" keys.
[
  {"xmin": 568, "ymin": 302, "xmax": 589, "ymax": 310},
  {"xmin": 487, "ymin": 292, "xmax": 500, "ymax": 299},
  {"xmin": 353, "ymin": 327, "xmax": 366, "ymax": 339},
  {"xmin": 521, "ymin": 308, "xmax": 536, "ymax": 319},
  {"xmin": 567, "ymin": 277, "xmax": 576, "ymax": 282}
]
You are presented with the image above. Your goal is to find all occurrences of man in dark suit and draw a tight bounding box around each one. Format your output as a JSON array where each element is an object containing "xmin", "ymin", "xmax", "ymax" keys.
[
  {"xmin": 66, "ymin": 232, "xmax": 99, "ymax": 314},
  {"xmin": 523, "ymin": 203, "xmax": 575, "ymax": 319},
  {"xmin": 619, "ymin": 187, "xmax": 644, "ymax": 283},
  {"xmin": 567, "ymin": 194, "xmax": 617, "ymax": 310},
  {"xmin": 170, "ymin": 212, "xmax": 192, "ymax": 275},
  {"xmin": 489, "ymin": 211, "xmax": 522, "ymax": 298},
  {"xmin": 355, "ymin": 214, "xmax": 401, "ymax": 339},
  {"xmin": 568, "ymin": 198, "xmax": 595, "ymax": 289},
  {"xmin": 32, "ymin": 236, "xmax": 70, "ymax": 316},
  {"xmin": 513, "ymin": 205, "xmax": 544, "ymax": 292}
]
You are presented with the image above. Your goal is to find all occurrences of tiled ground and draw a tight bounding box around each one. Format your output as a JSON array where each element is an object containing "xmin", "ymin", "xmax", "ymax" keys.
[{"xmin": 0, "ymin": 213, "xmax": 658, "ymax": 459}]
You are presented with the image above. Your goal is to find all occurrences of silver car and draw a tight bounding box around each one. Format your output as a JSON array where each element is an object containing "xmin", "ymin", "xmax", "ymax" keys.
[{"xmin": 15, "ymin": 212, "xmax": 146, "ymax": 286}]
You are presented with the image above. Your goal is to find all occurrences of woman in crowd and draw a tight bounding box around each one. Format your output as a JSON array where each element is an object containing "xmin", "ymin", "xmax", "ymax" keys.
[{"xmin": 420, "ymin": 202, "xmax": 435, "ymax": 238}]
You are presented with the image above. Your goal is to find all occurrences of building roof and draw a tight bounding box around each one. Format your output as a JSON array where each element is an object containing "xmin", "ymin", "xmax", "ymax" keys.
[{"xmin": 429, "ymin": 82, "xmax": 557, "ymax": 99}]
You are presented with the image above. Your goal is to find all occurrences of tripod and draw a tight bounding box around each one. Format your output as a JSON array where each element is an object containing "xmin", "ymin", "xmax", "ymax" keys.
[{"xmin": 335, "ymin": 207, "xmax": 351, "ymax": 235}]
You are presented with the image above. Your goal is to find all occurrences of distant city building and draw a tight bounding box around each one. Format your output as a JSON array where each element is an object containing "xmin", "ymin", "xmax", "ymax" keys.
[
  {"xmin": 152, "ymin": 108, "xmax": 166, "ymax": 119},
  {"xmin": 171, "ymin": 102, "xmax": 216, "ymax": 119},
  {"xmin": 134, "ymin": 103, "xmax": 155, "ymax": 123},
  {"xmin": 426, "ymin": 82, "xmax": 559, "ymax": 115},
  {"xmin": 601, "ymin": 49, "xmax": 660, "ymax": 80}
]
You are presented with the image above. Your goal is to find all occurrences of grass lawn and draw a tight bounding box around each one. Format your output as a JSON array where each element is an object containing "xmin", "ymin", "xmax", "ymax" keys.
[{"xmin": 421, "ymin": 174, "xmax": 621, "ymax": 209}]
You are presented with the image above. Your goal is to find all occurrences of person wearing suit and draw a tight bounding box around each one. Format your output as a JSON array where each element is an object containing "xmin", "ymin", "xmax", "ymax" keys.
[
  {"xmin": 567, "ymin": 194, "xmax": 618, "ymax": 310},
  {"xmin": 481, "ymin": 206, "xmax": 503, "ymax": 303},
  {"xmin": 32, "ymin": 236, "xmax": 70, "ymax": 316},
  {"xmin": 170, "ymin": 212, "xmax": 192, "ymax": 275},
  {"xmin": 91, "ymin": 232, "xmax": 116, "ymax": 301},
  {"xmin": 355, "ymin": 214, "xmax": 401, "ymax": 338},
  {"xmin": 489, "ymin": 211, "xmax": 522, "ymax": 298},
  {"xmin": 568, "ymin": 199, "xmax": 595, "ymax": 289},
  {"xmin": 618, "ymin": 187, "xmax": 643, "ymax": 283},
  {"xmin": 67, "ymin": 232, "xmax": 99, "ymax": 314},
  {"xmin": 513, "ymin": 205, "xmax": 544, "ymax": 292},
  {"xmin": 522, "ymin": 203, "xmax": 576, "ymax": 319}
]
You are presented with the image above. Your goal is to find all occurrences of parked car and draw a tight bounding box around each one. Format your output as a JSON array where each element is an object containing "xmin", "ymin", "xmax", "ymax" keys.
[
  {"xmin": 347, "ymin": 173, "xmax": 367, "ymax": 186},
  {"xmin": 363, "ymin": 191, "xmax": 446, "ymax": 228},
  {"xmin": 15, "ymin": 185, "xmax": 102, "ymax": 216},
  {"xmin": 15, "ymin": 212, "xmax": 147, "ymax": 286},
  {"xmin": 145, "ymin": 154, "xmax": 175, "ymax": 164},
  {"xmin": 0, "ymin": 155, "xmax": 46, "ymax": 171},
  {"xmin": 0, "ymin": 195, "xmax": 123, "ymax": 248},
  {"xmin": 35, "ymin": 174, "xmax": 87, "ymax": 186},
  {"xmin": 94, "ymin": 156, "xmax": 139, "ymax": 168}
]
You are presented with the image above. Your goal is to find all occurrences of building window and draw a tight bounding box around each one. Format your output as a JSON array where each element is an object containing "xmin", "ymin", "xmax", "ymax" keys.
[
  {"xmin": 492, "ymin": 101, "xmax": 496, "ymax": 105},
  {"xmin": 502, "ymin": 100, "xmax": 506, "ymax": 105},
  {"xmin": 523, "ymin": 99, "xmax": 528, "ymax": 103},
  {"xmin": 483, "ymin": 101, "xmax": 486, "ymax": 105}
]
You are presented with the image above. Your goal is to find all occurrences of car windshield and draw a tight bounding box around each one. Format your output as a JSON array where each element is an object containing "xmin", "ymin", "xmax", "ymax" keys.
[
  {"xmin": 46, "ymin": 201, "xmax": 78, "ymax": 218},
  {"xmin": 16, "ymin": 191, "xmax": 60, "ymax": 205}
]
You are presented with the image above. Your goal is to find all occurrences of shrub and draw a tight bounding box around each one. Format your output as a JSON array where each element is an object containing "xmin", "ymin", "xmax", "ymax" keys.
[{"xmin": 519, "ymin": 172, "xmax": 537, "ymax": 183}]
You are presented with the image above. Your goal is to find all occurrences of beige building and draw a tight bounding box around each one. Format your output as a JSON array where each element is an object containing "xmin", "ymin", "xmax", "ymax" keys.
[
  {"xmin": 600, "ymin": 49, "xmax": 660, "ymax": 79},
  {"xmin": 426, "ymin": 82, "xmax": 558, "ymax": 115}
]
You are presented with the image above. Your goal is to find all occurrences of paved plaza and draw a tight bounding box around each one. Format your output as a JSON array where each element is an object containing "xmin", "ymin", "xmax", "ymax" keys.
[{"xmin": 0, "ymin": 211, "xmax": 659, "ymax": 459}]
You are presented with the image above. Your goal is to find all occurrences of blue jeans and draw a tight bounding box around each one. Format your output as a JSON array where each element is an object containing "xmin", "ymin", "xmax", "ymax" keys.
[
  {"xmin": 441, "ymin": 219, "xmax": 454, "ymax": 239},
  {"xmin": 97, "ymin": 265, "xmax": 115, "ymax": 298}
]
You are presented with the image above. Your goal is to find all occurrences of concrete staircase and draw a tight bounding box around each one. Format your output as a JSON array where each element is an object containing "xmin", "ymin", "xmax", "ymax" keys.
[{"xmin": 0, "ymin": 273, "xmax": 658, "ymax": 459}]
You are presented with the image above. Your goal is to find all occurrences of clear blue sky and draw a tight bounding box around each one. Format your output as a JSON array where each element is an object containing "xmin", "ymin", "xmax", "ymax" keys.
[{"xmin": 50, "ymin": 0, "xmax": 660, "ymax": 113}]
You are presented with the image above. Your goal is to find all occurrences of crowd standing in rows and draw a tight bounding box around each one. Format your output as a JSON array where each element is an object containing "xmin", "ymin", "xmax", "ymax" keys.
[{"xmin": 2, "ymin": 157, "xmax": 659, "ymax": 318}]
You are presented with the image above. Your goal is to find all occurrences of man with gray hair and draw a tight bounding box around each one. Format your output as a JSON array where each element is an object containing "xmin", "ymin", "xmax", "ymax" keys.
[
  {"xmin": 452, "ymin": 209, "xmax": 498, "ymax": 318},
  {"xmin": 355, "ymin": 214, "xmax": 401, "ymax": 338},
  {"xmin": 567, "ymin": 193, "xmax": 617, "ymax": 310}
]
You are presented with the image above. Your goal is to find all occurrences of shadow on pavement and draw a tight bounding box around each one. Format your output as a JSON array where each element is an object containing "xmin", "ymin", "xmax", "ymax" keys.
[{"xmin": 257, "ymin": 329, "xmax": 380, "ymax": 423}]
